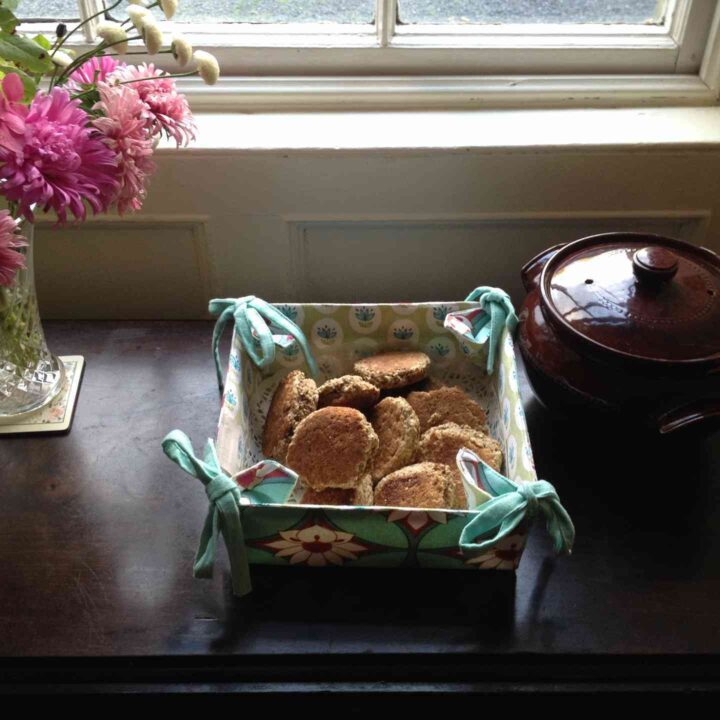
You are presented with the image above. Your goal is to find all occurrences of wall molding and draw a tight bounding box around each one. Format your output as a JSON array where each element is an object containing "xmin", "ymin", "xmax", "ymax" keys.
[
  {"xmin": 35, "ymin": 215, "xmax": 215, "ymax": 319},
  {"xmin": 287, "ymin": 209, "xmax": 711, "ymax": 301}
]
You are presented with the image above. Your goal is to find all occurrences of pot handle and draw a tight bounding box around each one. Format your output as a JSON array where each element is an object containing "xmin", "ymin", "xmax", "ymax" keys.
[
  {"xmin": 655, "ymin": 399, "xmax": 720, "ymax": 435},
  {"xmin": 521, "ymin": 243, "xmax": 566, "ymax": 293}
]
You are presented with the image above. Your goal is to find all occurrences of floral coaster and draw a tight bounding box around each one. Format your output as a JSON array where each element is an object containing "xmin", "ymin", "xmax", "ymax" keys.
[{"xmin": 0, "ymin": 356, "xmax": 85, "ymax": 434}]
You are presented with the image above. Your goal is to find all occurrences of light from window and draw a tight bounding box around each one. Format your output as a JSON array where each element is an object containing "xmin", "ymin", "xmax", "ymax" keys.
[
  {"xmin": 172, "ymin": 0, "xmax": 375, "ymax": 24},
  {"xmin": 18, "ymin": 0, "xmax": 79, "ymax": 21},
  {"xmin": 397, "ymin": 0, "xmax": 665, "ymax": 25}
]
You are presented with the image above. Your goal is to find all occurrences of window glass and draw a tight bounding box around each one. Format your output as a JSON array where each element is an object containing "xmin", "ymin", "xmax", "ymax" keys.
[
  {"xmin": 172, "ymin": 0, "xmax": 375, "ymax": 24},
  {"xmin": 398, "ymin": 0, "xmax": 664, "ymax": 26},
  {"xmin": 18, "ymin": 0, "xmax": 79, "ymax": 20}
]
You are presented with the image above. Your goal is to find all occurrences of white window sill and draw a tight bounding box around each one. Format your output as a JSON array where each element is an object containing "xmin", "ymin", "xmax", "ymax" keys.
[{"xmin": 158, "ymin": 106, "xmax": 720, "ymax": 155}]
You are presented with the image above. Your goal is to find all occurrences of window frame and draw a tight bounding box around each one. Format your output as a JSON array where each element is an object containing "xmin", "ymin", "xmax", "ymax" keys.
[{"xmin": 16, "ymin": 0, "xmax": 720, "ymax": 111}]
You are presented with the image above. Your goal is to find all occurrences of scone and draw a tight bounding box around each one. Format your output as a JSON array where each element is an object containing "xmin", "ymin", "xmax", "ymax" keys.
[
  {"xmin": 416, "ymin": 422, "xmax": 503, "ymax": 510},
  {"xmin": 286, "ymin": 407, "xmax": 379, "ymax": 490},
  {"xmin": 369, "ymin": 397, "xmax": 420, "ymax": 483},
  {"xmin": 300, "ymin": 474, "xmax": 373, "ymax": 506},
  {"xmin": 353, "ymin": 351, "xmax": 431, "ymax": 390},
  {"xmin": 262, "ymin": 370, "xmax": 319, "ymax": 463},
  {"xmin": 317, "ymin": 375, "xmax": 380, "ymax": 410},
  {"xmin": 385, "ymin": 376, "xmax": 445, "ymax": 398},
  {"xmin": 374, "ymin": 462, "xmax": 455, "ymax": 509},
  {"xmin": 407, "ymin": 385, "xmax": 488, "ymax": 434}
]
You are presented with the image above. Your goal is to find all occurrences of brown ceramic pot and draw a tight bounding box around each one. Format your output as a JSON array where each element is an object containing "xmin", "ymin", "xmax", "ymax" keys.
[{"xmin": 518, "ymin": 232, "xmax": 720, "ymax": 435}]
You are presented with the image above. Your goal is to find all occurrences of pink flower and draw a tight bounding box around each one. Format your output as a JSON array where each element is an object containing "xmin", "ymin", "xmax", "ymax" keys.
[
  {"xmin": 113, "ymin": 63, "xmax": 195, "ymax": 147},
  {"xmin": 0, "ymin": 74, "xmax": 28, "ymax": 145},
  {"xmin": 92, "ymin": 82, "xmax": 156, "ymax": 214},
  {"xmin": 67, "ymin": 56, "xmax": 124, "ymax": 88},
  {"xmin": 0, "ymin": 209, "xmax": 26, "ymax": 287},
  {"xmin": 0, "ymin": 88, "xmax": 119, "ymax": 223}
]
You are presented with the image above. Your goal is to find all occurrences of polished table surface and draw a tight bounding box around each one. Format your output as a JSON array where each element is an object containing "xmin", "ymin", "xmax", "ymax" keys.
[{"xmin": 2, "ymin": 321, "xmax": 720, "ymax": 692}]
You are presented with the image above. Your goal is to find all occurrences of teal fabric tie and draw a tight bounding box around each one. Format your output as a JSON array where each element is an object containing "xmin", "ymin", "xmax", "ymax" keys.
[
  {"xmin": 463, "ymin": 286, "xmax": 519, "ymax": 374},
  {"xmin": 162, "ymin": 429, "xmax": 252, "ymax": 597},
  {"xmin": 209, "ymin": 296, "xmax": 319, "ymax": 392},
  {"xmin": 459, "ymin": 454, "xmax": 575, "ymax": 558}
]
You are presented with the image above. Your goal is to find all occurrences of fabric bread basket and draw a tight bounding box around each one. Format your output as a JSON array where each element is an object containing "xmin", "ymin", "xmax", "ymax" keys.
[{"xmin": 162, "ymin": 287, "xmax": 574, "ymax": 596}]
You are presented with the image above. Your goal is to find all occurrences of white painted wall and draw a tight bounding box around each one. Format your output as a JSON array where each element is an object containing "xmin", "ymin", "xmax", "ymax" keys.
[{"xmin": 34, "ymin": 110, "xmax": 720, "ymax": 319}]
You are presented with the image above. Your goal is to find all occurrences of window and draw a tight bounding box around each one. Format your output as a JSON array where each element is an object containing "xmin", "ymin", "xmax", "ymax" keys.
[
  {"xmin": 20, "ymin": 1, "xmax": 79, "ymax": 21},
  {"xmin": 16, "ymin": 1, "xmax": 720, "ymax": 110}
]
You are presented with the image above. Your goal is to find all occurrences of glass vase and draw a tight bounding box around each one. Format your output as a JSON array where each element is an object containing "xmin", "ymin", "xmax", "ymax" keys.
[{"xmin": 0, "ymin": 221, "xmax": 65, "ymax": 418}]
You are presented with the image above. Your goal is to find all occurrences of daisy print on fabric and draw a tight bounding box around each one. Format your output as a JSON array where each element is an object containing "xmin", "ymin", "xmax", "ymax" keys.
[{"xmin": 265, "ymin": 525, "xmax": 367, "ymax": 567}]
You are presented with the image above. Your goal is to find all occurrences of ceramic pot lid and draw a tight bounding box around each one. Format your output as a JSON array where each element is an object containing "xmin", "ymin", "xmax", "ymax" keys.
[{"xmin": 540, "ymin": 233, "xmax": 720, "ymax": 369}]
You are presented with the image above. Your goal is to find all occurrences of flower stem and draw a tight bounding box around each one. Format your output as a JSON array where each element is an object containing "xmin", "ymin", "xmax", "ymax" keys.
[
  {"xmin": 54, "ymin": 35, "xmax": 143, "ymax": 87},
  {"xmin": 52, "ymin": 0, "xmax": 125, "ymax": 55},
  {"xmin": 117, "ymin": 70, "xmax": 199, "ymax": 85},
  {"xmin": 107, "ymin": 49, "xmax": 174, "ymax": 57}
]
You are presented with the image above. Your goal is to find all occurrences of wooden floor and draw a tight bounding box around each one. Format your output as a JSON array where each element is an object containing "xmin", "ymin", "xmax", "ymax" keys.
[{"xmin": 2, "ymin": 320, "xmax": 720, "ymax": 694}]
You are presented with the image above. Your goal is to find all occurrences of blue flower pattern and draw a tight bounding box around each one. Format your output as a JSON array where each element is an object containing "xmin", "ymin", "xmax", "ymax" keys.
[
  {"xmin": 317, "ymin": 324, "xmax": 338, "ymax": 340},
  {"xmin": 278, "ymin": 305, "xmax": 298, "ymax": 322},
  {"xmin": 354, "ymin": 306, "xmax": 376, "ymax": 322}
]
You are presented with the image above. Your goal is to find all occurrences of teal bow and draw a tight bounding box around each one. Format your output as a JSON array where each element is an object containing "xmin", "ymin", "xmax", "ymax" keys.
[
  {"xmin": 464, "ymin": 286, "xmax": 519, "ymax": 374},
  {"xmin": 209, "ymin": 296, "xmax": 319, "ymax": 392},
  {"xmin": 459, "ymin": 455, "xmax": 575, "ymax": 558},
  {"xmin": 162, "ymin": 429, "xmax": 252, "ymax": 596}
]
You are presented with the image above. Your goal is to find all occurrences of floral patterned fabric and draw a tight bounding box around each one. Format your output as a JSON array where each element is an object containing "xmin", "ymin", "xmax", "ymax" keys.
[{"xmin": 215, "ymin": 300, "xmax": 537, "ymax": 572}]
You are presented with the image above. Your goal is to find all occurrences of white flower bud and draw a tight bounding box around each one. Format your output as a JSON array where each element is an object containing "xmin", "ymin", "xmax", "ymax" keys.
[
  {"xmin": 171, "ymin": 34, "xmax": 192, "ymax": 67},
  {"xmin": 193, "ymin": 50, "xmax": 220, "ymax": 86},
  {"xmin": 142, "ymin": 19, "xmax": 164, "ymax": 55},
  {"xmin": 51, "ymin": 50, "xmax": 74, "ymax": 68},
  {"xmin": 127, "ymin": 5, "xmax": 151, "ymax": 30},
  {"xmin": 159, "ymin": 0, "xmax": 178, "ymax": 20},
  {"xmin": 97, "ymin": 21, "xmax": 129, "ymax": 55}
]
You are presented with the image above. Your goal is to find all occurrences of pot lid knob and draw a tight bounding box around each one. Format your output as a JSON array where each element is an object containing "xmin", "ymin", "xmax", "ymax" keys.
[{"xmin": 632, "ymin": 246, "xmax": 679, "ymax": 284}]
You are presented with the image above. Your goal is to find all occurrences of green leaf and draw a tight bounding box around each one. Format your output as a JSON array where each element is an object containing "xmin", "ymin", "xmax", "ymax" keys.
[
  {"xmin": 0, "ymin": 31, "xmax": 53, "ymax": 74},
  {"xmin": 0, "ymin": 65, "xmax": 38, "ymax": 102},
  {"xmin": 74, "ymin": 88, "xmax": 100, "ymax": 113},
  {"xmin": 33, "ymin": 34, "xmax": 52, "ymax": 51},
  {"xmin": 0, "ymin": 1, "xmax": 20, "ymax": 12},
  {"xmin": 0, "ymin": 8, "xmax": 18, "ymax": 33}
]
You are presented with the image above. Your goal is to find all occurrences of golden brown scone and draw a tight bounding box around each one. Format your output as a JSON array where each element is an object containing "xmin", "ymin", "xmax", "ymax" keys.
[
  {"xmin": 353, "ymin": 351, "xmax": 431, "ymax": 390},
  {"xmin": 374, "ymin": 462, "xmax": 455, "ymax": 509},
  {"xmin": 286, "ymin": 407, "xmax": 379, "ymax": 491},
  {"xmin": 300, "ymin": 474, "xmax": 373, "ymax": 506},
  {"xmin": 317, "ymin": 375, "xmax": 380, "ymax": 410},
  {"xmin": 262, "ymin": 370, "xmax": 318, "ymax": 464},
  {"xmin": 369, "ymin": 397, "xmax": 420, "ymax": 483},
  {"xmin": 416, "ymin": 422, "xmax": 503, "ymax": 509},
  {"xmin": 407, "ymin": 386, "xmax": 488, "ymax": 434},
  {"xmin": 417, "ymin": 422, "xmax": 503, "ymax": 472},
  {"xmin": 382, "ymin": 376, "xmax": 445, "ymax": 399}
]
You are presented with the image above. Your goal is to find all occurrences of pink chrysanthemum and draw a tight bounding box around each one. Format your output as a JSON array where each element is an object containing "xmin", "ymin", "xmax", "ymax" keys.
[
  {"xmin": 113, "ymin": 63, "xmax": 195, "ymax": 147},
  {"xmin": 68, "ymin": 56, "xmax": 124, "ymax": 88},
  {"xmin": 0, "ymin": 209, "xmax": 27, "ymax": 287},
  {"xmin": 0, "ymin": 88, "xmax": 119, "ymax": 223},
  {"xmin": 92, "ymin": 82, "xmax": 156, "ymax": 214}
]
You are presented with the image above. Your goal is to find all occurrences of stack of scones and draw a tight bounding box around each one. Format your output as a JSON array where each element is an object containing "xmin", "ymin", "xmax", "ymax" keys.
[{"xmin": 262, "ymin": 351, "xmax": 502, "ymax": 510}]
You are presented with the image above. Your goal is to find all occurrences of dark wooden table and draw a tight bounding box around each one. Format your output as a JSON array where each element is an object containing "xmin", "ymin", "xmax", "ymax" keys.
[{"xmin": 2, "ymin": 321, "xmax": 720, "ymax": 696}]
